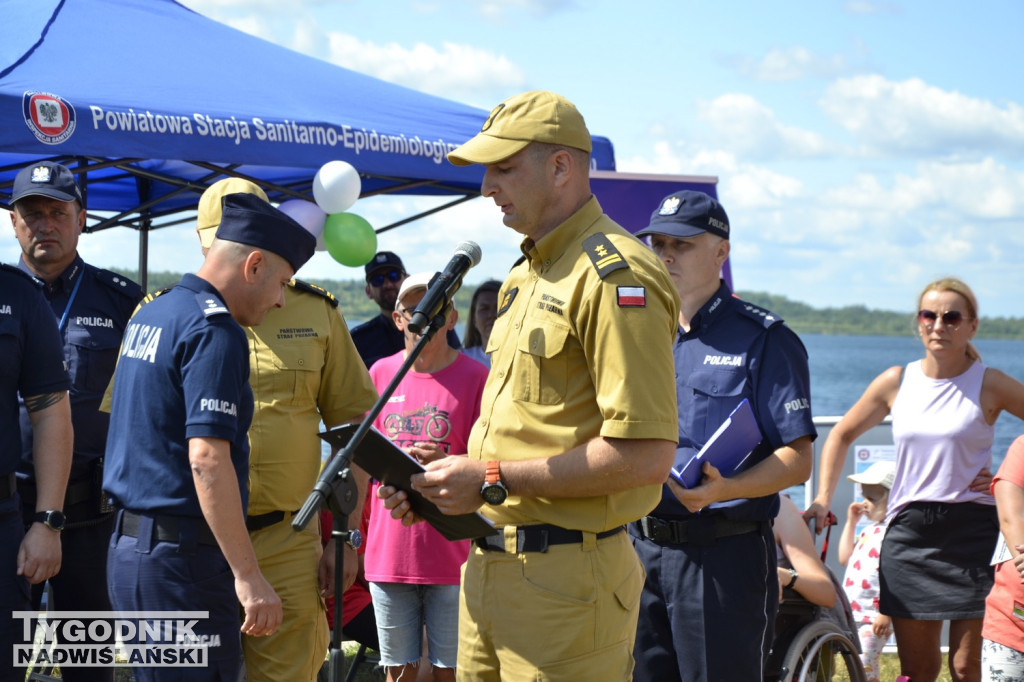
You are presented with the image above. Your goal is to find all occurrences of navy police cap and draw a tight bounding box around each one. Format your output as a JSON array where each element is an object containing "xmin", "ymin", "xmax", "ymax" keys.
[
  {"xmin": 215, "ymin": 193, "xmax": 316, "ymax": 272},
  {"xmin": 364, "ymin": 251, "xmax": 406, "ymax": 278},
  {"xmin": 12, "ymin": 161, "xmax": 85, "ymax": 208},
  {"xmin": 636, "ymin": 190, "xmax": 729, "ymax": 241}
]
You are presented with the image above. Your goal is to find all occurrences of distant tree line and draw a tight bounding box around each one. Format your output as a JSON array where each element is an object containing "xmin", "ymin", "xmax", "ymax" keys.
[{"xmin": 111, "ymin": 270, "xmax": 1024, "ymax": 339}]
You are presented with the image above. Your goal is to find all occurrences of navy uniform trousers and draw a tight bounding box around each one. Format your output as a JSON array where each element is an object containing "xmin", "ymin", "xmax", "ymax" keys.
[
  {"xmin": 107, "ymin": 511, "xmax": 240, "ymax": 682},
  {"xmin": 630, "ymin": 521, "xmax": 778, "ymax": 682}
]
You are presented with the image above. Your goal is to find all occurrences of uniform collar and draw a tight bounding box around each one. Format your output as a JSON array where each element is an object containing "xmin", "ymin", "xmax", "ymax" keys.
[
  {"xmin": 520, "ymin": 196, "xmax": 603, "ymax": 272},
  {"xmin": 683, "ymin": 280, "xmax": 733, "ymax": 336},
  {"xmin": 17, "ymin": 253, "xmax": 84, "ymax": 294}
]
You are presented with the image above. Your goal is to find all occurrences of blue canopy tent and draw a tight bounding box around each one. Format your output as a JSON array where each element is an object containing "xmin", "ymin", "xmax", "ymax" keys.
[{"xmin": 0, "ymin": 0, "xmax": 719, "ymax": 287}]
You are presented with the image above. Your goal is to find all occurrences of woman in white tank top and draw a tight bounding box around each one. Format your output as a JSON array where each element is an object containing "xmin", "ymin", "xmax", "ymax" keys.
[{"xmin": 806, "ymin": 278, "xmax": 1024, "ymax": 682}]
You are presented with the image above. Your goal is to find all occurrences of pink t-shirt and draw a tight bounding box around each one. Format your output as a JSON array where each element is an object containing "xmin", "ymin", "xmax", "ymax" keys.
[
  {"xmin": 364, "ymin": 351, "xmax": 488, "ymax": 585},
  {"xmin": 983, "ymin": 435, "xmax": 1024, "ymax": 651}
]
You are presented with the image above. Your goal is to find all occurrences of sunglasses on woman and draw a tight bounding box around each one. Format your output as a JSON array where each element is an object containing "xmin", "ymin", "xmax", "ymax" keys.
[
  {"xmin": 368, "ymin": 270, "xmax": 403, "ymax": 287},
  {"xmin": 917, "ymin": 309, "xmax": 970, "ymax": 330}
]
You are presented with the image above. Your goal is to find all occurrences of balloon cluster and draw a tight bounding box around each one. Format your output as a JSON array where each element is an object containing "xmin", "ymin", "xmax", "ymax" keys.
[{"xmin": 277, "ymin": 160, "xmax": 376, "ymax": 267}]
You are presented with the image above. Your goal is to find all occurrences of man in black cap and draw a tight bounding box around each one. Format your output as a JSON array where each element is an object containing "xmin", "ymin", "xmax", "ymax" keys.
[
  {"xmin": 629, "ymin": 190, "xmax": 816, "ymax": 682},
  {"xmin": 9, "ymin": 160, "xmax": 142, "ymax": 682},
  {"xmin": 103, "ymin": 193, "xmax": 315, "ymax": 681},
  {"xmin": 351, "ymin": 251, "xmax": 460, "ymax": 368}
]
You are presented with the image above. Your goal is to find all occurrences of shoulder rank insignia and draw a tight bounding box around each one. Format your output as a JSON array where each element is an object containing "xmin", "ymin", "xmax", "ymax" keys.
[
  {"xmin": 197, "ymin": 293, "xmax": 229, "ymax": 318},
  {"xmin": 738, "ymin": 301, "xmax": 783, "ymax": 328},
  {"xmin": 290, "ymin": 279, "xmax": 338, "ymax": 307},
  {"xmin": 582, "ymin": 233, "xmax": 629, "ymax": 279},
  {"xmin": 97, "ymin": 268, "xmax": 144, "ymax": 299}
]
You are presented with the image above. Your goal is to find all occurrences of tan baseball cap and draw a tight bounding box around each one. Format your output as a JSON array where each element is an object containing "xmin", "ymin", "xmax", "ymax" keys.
[
  {"xmin": 196, "ymin": 178, "xmax": 268, "ymax": 248},
  {"xmin": 447, "ymin": 90, "xmax": 592, "ymax": 166}
]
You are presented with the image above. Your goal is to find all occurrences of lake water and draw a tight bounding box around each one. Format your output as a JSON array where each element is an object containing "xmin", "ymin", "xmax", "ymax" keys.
[{"xmin": 803, "ymin": 333, "xmax": 1024, "ymax": 470}]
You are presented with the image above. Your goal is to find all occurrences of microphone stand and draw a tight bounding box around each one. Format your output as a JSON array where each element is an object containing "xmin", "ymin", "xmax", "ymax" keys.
[{"xmin": 294, "ymin": 305, "xmax": 451, "ymax": 682}]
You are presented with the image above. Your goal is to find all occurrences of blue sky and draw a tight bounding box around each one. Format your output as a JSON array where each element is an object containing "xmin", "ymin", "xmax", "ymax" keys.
[{"xmin": 26, "ymin": 0, "xmax": 1024, "ymax": 316}]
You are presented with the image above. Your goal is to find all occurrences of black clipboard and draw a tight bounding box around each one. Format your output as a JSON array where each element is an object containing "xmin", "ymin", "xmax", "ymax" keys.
[{"xmin": 319, "ymin": 423, "xmax": 498, "ymax": 541}]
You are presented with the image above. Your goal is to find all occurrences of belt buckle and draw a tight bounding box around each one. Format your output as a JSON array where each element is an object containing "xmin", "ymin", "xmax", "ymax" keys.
[{"xmin": 641, "ymin": 517, "xmax": 671, "ymax": 543}]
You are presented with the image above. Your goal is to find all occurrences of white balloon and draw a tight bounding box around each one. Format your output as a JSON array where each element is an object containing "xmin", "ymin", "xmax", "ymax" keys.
[
  {"xmin": 278, "ymin": 199, "xmax": 327, "ymax": 238},
  {"xmin": 312, "ymin": 161, "xmax": 362, "ymax": 214}
]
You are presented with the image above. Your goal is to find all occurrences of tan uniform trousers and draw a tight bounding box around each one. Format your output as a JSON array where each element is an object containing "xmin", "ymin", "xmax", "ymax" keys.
[
  {"xmin": 243, "ymin": 514, "xmax": 328, "ymax": 681},
  {"xmin": 457, "ymin": 528, "xmax": 644, "ymax": 681}
]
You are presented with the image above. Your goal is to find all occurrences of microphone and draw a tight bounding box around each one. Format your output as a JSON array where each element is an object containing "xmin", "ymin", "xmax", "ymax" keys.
[{"xmin": 407, "ymin": 241, "xmax": 482, "ymax": 335}]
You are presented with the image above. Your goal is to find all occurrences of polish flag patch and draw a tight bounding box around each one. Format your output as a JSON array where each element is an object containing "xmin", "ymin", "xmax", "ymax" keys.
[{"xmin": 617, "ymin": 286, "xmax": 646, "ymax": 307}]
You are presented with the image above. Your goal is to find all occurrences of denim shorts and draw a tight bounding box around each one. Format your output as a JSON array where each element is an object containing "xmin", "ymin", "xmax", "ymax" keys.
[{"xmin": 368, "ymin": 582, "xmax": 460, "ymax": 668}]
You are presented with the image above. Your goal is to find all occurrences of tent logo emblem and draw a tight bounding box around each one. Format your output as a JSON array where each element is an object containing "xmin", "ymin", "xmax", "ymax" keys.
[{"xmin": 22, "ymin": 91, "xmax": 77, "ymax": 145}]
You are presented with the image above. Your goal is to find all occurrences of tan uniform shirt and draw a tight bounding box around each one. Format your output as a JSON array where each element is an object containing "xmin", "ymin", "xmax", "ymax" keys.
[
  {"xmin": 246, "ymin": 282, "xmax": 376, "ymax": 516},
  {"xmin": 469, "ymin": 197, "xmax": 680, "ymax": 533}
]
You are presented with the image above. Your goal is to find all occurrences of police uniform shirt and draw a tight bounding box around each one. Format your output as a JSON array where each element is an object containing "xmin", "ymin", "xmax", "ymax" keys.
[
  {"xmin": 245, "ymin": 282, "xmax": 377, "ymax": 516},
  {"xmin": 103, "ymin": 274, "xmax": 253, "ymax": 516},
  {"xmin": 469, "ymin": 196, "xmax": 680, "ymax": 533},
  {"xmin": 653, "ymin": 280, "xmax": 816, "ymax": 521},
  {"xmin": 16, "ymin": 255, "xmax": 142, "ymax": 481},
  {"xmin": 0, "ymin": 266, "xmax": 70, "ymax": 475}
]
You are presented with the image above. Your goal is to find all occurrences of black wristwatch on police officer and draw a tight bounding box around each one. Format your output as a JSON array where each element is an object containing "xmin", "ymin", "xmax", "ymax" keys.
[
  {"xmin": 34, "ymin": 510, "xmax": 66, "ymax": 532},
  {"xmin": 480, "ymin": 461, "xmax": 508, "ymax": 505}
]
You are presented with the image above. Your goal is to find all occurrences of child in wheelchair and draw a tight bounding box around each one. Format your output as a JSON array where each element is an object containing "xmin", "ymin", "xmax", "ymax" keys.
[{"xmin": 765, "ymin": 495, "xmax": 865, "ymax": 682}]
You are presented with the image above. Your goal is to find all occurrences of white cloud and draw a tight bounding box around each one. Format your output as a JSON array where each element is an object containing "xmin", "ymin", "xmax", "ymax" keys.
[
  {"xmin": 325, "ymin": 34, "xmax": 525, "ymax": 100},
  {"xmin": 843, "ymin": 1, "xmax": 900, "ymax": 15},
  {"xmin": 734, "ymin": 46, "xmax": 849, "ymax": 82},
  {"xmin": 697, "ymin": 94, "xmax": 834, "ymax": 159},
  {"xmin": 821, "ymin": 75, "xmax": 1024, "ymax": 158}
]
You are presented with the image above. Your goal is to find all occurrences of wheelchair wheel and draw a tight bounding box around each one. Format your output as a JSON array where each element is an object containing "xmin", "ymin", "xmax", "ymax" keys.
[{"xmin": 778, "ymin": 620, "xmax": 867, "ymax": 682}]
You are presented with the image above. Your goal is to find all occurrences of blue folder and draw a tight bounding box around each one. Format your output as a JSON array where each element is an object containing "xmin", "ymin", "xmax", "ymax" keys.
[{"xmin": 671, "ymin": 398, "xmax": 763, "ymax": 489}]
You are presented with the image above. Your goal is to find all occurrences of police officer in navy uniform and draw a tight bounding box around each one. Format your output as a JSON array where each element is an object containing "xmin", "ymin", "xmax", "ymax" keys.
[
  {"xmin": 103, "ymin": 194, "xmax": 313, "ymax": 681},
  {"xmin": 0, "ymin": 264, "xmax": 72, "ymax": 681},
  {"xmin": 629, "ymin": 191, "xmax": 817, "ymax": 682},
  {"xmin": 351, "ymin": 251, "xmax": 461, "ymax": 368},
  {"xmin": 9, "ymin": 161, "xmax": 142, "ymax": 682}
]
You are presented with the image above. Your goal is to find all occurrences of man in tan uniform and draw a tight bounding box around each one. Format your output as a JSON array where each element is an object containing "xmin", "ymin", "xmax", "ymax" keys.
[
  {"xmin": 380, "ymin": 90, "xmax": 680, "ymax": 681},
  {"xmin": 195, "ymin": 180, "xmax": 377, "ymax": 681}
]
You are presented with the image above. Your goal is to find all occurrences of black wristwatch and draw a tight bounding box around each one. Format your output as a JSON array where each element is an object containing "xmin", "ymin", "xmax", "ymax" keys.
[
  {"xmin": 34, "ymin": 510, "xmax": 66, "ymax": 532},
  {"xmin": 785, "ymin": 568, "xmax": 799, "ymax": 589},
  {"xmin": 345, "ymin": 529, "xmax": 363, "ymax": 551},
  {"xmin": 480, "ymin": 461, "xmax": 508, "ymax": 505}
]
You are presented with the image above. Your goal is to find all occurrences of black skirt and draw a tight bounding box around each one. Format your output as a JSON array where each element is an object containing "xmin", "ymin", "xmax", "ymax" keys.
[{"xmin": 879, "ymin": 500, "xmax": 999, "ymax": 620}]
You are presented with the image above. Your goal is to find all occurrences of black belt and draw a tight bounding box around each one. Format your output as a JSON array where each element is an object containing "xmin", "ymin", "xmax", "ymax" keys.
[
  {"xmin": 0, "ymin": 473, "xmax": 15, "ymax": 501},
  {"xmin": 245, "ymin": 509, "xmax": 297, "ymax": 532},
  {"xmin": 637, "ymin": 516, "xmax": 762, "ymax": 545},
  {"xmin": 474, "ymin": 524, "xmax": 624, "ymax": 554},
  {"xmin": 119, "ymin": 511, "xmax": 218, "ymax": 547}
]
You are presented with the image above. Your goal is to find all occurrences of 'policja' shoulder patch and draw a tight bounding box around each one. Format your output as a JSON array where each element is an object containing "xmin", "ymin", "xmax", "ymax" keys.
[{"xmin": 582, "ymin": 233, "xmax": 629, "ymax": 279}]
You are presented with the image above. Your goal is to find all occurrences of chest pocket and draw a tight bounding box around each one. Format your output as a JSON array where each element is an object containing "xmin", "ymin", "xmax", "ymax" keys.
[
  {"xmin": 683, "ymin": 368, "xmax": 749, "ymax": 439},
  {"xmin": 263, "ymin": 340, "xmax": 325, "ymax": 406},
  {"xmin": 66, "ymin": 325, "xmax": 122, "ymax": 393},
  {"xmin": 513, "ymin": 319, "xmax": 570, "ymax": 405},
  {"xmin": 0, "ymin": 317, "xmax": 19, "ymax": 385}
]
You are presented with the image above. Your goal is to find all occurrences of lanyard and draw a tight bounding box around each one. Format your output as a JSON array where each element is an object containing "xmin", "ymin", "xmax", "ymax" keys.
[{"xmin": 57, "ymin": 273, "xmax": 84, "ymax": 334}]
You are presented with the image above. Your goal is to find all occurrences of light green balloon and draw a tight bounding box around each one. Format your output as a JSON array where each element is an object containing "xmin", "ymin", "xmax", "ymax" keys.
[{"xmin": 322, "ymin": 212, "xmax": 377, "ymax": 267}]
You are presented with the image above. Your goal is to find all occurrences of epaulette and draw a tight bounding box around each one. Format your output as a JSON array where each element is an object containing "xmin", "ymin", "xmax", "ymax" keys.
[
  {"xmin": 0, "ymin": 262, "xmax": 38, "ymax": 285},
  {"xmin": 196, "ymin": 293, "xmax": 230, "ymax": 318},
  {"xmin": 582, "ymin": 233, "xmax": 629, "ymax": 279},
  {"xmin": 289, "ymin": 278, "xmax": 338, "ymax": 308},
  {"xmin": 736, "ymin": 300, "xmax": 784, "ymax": 329},
  {"xmin": 95, "ymin": 268, "xmax": 144, "ymax": 300},
  {"xmin": 140, "ymin": 286, "xmax": 172, "ymax": 307}
]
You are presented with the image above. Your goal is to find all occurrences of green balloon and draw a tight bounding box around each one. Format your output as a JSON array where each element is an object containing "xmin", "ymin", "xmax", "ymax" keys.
[{"xmin": 322, "ymin": 212, "xmax": 377, "ymax": 267}]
